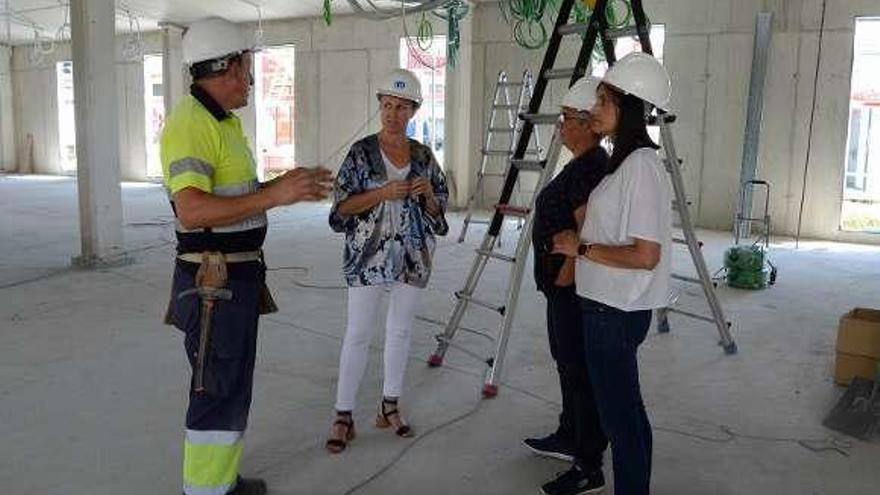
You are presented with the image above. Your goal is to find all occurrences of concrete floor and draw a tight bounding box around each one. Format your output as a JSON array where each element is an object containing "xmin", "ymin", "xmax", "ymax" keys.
[{"xmin": 1, "ymin": 174, "xmax": 879, "ymax": 495}]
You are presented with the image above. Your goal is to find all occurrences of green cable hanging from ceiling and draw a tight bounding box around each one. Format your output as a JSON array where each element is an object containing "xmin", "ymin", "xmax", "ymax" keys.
[
  {"xmin": 500, "ymin": 0, "xmax": 635, "ymax": 55},
  {"xmin": 320, "ymin": 1, "xmax": 635, "ymax": 67},
  {"xmin": 321, "ymin": 0, "xmax": 468, "ymax": 68}
]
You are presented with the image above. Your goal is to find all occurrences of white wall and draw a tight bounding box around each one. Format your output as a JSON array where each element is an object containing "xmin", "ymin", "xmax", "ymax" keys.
[
  {"xmin": 252, "ymin": 15, "xmax": 449, "ymax": 175},
  {"xmin": 9, "ymin": 33, "xmax": 160, "ymax": 179},
  {"xmin": 8, "ymin": 0, "xmax": 880, "ymax": 241},
  {"xmin": 642, "ymin": 0, "xmax": 880, "ymax": 241},
  {"xmin": 466, "ymin": 0, "xmax": 880, "ymax": 241}
]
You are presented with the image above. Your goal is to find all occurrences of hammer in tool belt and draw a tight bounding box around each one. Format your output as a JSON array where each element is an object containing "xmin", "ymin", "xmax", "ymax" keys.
[{"xmin": 178, "ymin": 252, "xmax": 232, "ymax": 394}]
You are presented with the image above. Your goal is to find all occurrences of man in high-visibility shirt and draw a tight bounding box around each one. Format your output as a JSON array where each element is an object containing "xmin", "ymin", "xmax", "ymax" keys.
[{"xmin": 161, "ymin": 17, "xmax": 332, "ymax": 495}]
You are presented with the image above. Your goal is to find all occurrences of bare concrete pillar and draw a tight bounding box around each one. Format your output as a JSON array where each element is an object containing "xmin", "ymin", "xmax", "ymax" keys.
[
  {"xmin": 0, "ymin": 44, "xmax": 13, "ymax": 172},
  {"xmin": 70, "ymin": 0, "xmax": 125, "ymax": 266},
  {"xmin": 160, "ymin": 23, "xmax": 188, "ymax": 113}
]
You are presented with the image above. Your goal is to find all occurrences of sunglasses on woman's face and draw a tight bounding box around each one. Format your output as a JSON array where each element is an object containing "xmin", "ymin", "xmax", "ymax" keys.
[{"xmin": 559, "ymin": 111, "xmax": 591, "ymax": 124}]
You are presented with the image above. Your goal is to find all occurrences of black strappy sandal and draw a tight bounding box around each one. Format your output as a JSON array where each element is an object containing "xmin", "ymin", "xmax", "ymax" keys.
[
  {"xmin": 376, "ymin": 397, "xmax": 414, "ymax": 437},
  {"xmin": 325, "ymin": 411, "xmax": 356, "ymax": 453}
]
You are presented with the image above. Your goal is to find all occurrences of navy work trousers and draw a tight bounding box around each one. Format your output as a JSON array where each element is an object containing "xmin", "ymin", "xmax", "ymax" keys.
[{"xmin": 169, "ymin": 261, "xmax": 262, "ymax": 433}]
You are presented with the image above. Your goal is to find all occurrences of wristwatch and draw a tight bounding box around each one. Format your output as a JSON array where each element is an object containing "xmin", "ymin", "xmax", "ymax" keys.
[{"xmin": 578, "ymin": 243, "xmax": 591, "ymax": 256}]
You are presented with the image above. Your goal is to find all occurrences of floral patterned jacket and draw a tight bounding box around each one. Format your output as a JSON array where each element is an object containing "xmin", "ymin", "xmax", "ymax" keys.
[{"xmin": 329, "ymin": 134, "xmax": 449, "ymax": 288}]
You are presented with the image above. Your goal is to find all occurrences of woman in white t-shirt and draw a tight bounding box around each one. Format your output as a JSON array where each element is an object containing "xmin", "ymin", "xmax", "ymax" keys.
[{"xmin": 553, "ymin": 52, "xmax": 672, "ymax": 495}]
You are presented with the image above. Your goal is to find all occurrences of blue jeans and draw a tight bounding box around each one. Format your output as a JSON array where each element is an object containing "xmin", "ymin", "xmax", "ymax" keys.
[{"xmin": 579, "ymin": 297, "xmax": 652, "ymax": 495}]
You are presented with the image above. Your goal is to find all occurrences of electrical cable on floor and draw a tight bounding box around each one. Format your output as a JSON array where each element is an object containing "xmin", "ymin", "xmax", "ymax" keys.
[
  {"xmin": 1, "ymin": 220, "xmax": 174, "ymax": 291},
  {"xmin": 50, "ymin": 262, "xmax": 855, "ymax": 494},
  {"xmin": 47, "ymin": 226, "xmax": 854, "ymax": 492},
  {"xmin": 0, "ymin": 269, "xmax": 69, "ymax": 290},
  {"xmin": 340, "ymin": 396, "xmax": 485, "ymax": 495},
  {"xmin": 265, "ymin": 265, "xmax": 346, "ymax": 290},
  {"xmin": 269, "ymin": 282, "xmax": 855, "ymax": 458},
  {"xmin": 499, "ymin": 381, "xmax": 853, "ymax": 457},
  {"xmin": 259, "ymin": 314, "xmax": 492, "ymax": 494},
  {"xmin": 263, "ymin": 289, "xmax": 855, "ymax": 495}
]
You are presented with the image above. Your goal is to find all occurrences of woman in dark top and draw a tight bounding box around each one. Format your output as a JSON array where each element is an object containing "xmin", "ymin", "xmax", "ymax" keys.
[{"xmin": 525, "ymin": 76, "xmax": 610, "ymax": 495}]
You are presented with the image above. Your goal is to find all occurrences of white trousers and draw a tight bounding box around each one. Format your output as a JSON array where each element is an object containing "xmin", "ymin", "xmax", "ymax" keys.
[{"xmin": 334, "ymin": 282, "xmax": 422, "ymax": 412}]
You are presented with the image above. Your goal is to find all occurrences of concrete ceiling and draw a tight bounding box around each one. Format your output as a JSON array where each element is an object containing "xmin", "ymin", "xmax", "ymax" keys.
[{"xmin": 1, "ymin": 0, "xmax": 487, "ymax": 46}]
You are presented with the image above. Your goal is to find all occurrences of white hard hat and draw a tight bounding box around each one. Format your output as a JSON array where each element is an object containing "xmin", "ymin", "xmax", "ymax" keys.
[
  {"xmin": 602, "ymin": 52, "xmax": 671, "ymax": 111},
  {"xmin": 183, "ymin": 17, "xmax": 252, "ymax": 66},
  {"xmin": 376, "ymin": 69, "xmax": 423, "ymax": 108},
  {"xmin": 560, "ymin": 76, "xmax": 600, "ymax": 112}
]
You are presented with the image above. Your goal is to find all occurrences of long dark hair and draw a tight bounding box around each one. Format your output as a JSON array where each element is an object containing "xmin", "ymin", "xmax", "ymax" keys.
[{"xmin": 603, "ymin": 83, "xmax": 659, "ymax": 175}]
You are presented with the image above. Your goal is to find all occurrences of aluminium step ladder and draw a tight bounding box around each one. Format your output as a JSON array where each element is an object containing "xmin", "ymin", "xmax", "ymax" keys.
[
  {"xmin": 458, "ymin": 69, "xmax": 543, "ymax": 244},
  {"xmin": 431, "ymin": 0, "xmax": 737, "ymax": 399}
]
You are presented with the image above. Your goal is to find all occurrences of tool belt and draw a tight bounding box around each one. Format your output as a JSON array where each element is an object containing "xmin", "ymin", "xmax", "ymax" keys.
[
  {"xmin": 163, "ymin": 250, "xmax": 278, "ymax": 327},
  {"xmin": 177, "ymin": 250, "xmax": 262, "ymax": 264}
]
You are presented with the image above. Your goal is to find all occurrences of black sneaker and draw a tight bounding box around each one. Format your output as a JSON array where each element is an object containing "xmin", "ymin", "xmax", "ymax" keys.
[
  {"xmin": 228, "ymin": 476, "xmax": 268, "ymax": 495},
  {"xmin": 540, "ymin": 465, "xmax": 605, "ymax": 495},
  {"xmin": 522, "ymin": 433, "xmax": 576, "ymax": 462}
]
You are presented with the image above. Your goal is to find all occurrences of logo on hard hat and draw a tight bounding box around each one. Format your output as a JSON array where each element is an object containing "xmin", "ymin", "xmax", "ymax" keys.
[{"xmin": 394, "ymin": 80, "xmax": 406, "ymax": 90}]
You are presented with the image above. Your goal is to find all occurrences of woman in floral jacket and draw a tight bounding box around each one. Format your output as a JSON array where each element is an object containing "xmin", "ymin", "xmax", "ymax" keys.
[{"xmin": 325, "ymin": 69, "xmax": 448, "ymax": 453}]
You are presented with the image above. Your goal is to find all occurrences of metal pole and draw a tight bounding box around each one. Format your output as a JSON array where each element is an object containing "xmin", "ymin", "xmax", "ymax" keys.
[{"xmin": 737, "ymin": 12, "xmax": 773, "ymax": 240}]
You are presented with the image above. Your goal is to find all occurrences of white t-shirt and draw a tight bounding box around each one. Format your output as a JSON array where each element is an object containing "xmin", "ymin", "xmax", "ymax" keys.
[
  {"xmin": 575, "ymin": 147, "xmax": 672, "ymax": 311},
  {"xmin": 381, "ymin": 149, "xmax": 411, "ymax": 235}
]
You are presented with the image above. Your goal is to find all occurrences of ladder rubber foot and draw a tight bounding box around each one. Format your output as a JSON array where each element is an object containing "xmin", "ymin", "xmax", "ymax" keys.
[
  {"xmin": 722, "ymin": 341, "xmax": 738, "ymax": 355},
  {"xmin": 482, "ymin": 384, "xmax": 499, "ymax": 398},
  {"xmin": 427, "ymin": 354, "xmax": 444, "ymax": 367},
  {"xmin": 657, "ymin": 319, "xmax": 671, "ymax": 334}
]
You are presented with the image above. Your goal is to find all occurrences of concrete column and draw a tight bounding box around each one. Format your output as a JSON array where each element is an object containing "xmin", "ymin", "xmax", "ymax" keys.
[
  {"xmin": 70, "ymin": 0, "xmax": 125, "ymax": 266},
  {"xmin": 118, "ymin": 61, "xmax": 148, "ymax": 181},
  {"xmin": 444, "ymin": 11, "xmax": 475, "ymax": 208},
  {"xmin": 160, "ymin": 23, "xmax": 187, "ymax": 113},
  {"xmin": 0, "ymin": 44, "xmax": 13, "ymax": 172}
]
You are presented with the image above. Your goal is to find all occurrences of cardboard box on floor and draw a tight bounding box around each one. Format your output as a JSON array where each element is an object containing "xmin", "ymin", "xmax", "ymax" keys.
[{"xmin": 834, "ymin": 308, "xmax": 880, "ymax": 386}]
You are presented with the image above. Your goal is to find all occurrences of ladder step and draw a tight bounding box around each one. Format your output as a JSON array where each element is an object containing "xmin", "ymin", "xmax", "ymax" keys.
[
  {"xmin": 455, "ymin": 291, "xmax": 505, "ymax": 315},
  {"xmin": 488, "ymin": 148, "xmax": 540, "ymax": 157},
  {"xmin": 483, "ymin": 172, "xmax": 506, "ymax": 178},
  {"xmin": 493, "ymin": 104, "xmax": 520, "ymax": 110},
  {"xmin": 663, "ymin": 158, "xmax": 684, "ymax": 172},
  {"xmin": 672, "ymin": 274, "xmax": 702, "ymax": 285},
  {"xmin": 603, "ymin": 25, "xmax": 641, "ymax": 39},
  {"xmin": 483, "ymin": 148, "xmax": 513, "ymax": 156},
  {"xmin": 665, "ymin": 307, "xmax": 717, "ymax": 324},
  {"xmin": 495, "ymin": 204, "xmax": 531, "ymax": 218},
  {"xmin": 489, "ymin": 127, "xmax": 515, "ymax": 133},
  {"xmin": 511, "ymin": 159, "xmax": 546, "ymax": 172},
  {"xmin": 476, "ymin": 249, "xmax": 516, "ymax": 263},
  {"xmin": 520, "ymin": 113, "xmax": 560, "ymax": 125},
  {"xmin": 544, "ymin": 68, "xmax": 576, "ymax": 80},
  {"xmin": 671, "ymin": 200, "xmax": 692, "ymax": 210},
  {"xmin": 673, "ymin": 237, "xmax": 704, "ymax": 248},
  {"xmin": 648, "ymin": 114, "xmax": 677, "ymax": 125},
  {"xmin": 557, "ymin": 23, "xmax": 590, "ymax": 36},
  {"xmin": 498, "ymin": 81, "xmax": 523, "ymax": 88}
]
